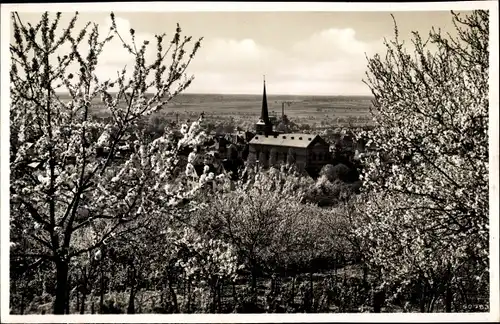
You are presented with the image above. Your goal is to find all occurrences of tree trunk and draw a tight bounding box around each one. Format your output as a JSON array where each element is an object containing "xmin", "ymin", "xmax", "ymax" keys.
[
  {"xmin": 290, "ymin": 276, "xmax": 296, "ymax": 308},
  {"xmin": 371, "ymin": 267, "xmax": 385, "ymax": 313},
  {"xmin": 309, "ymin": 271, "xmax": 314, "ymax": 298},
  {"xmin": 20, "ymin": 289, "xmax": 25, "ymax": 315},
  {"xmin": 362, "ymin": 262, "xmax": 368, "ymax": 287},
  {"xmin": 167, "ymin": 274, "xmax": 179, "ymax": 313},
  {"xmin": 445, "ymin": 285, "xmax": 453, "ymax": 312},
  {"xmin": 373, "ymin": 290, "xmax": 385, "ymax": 313},
  {"xmin": 218, "ymin": 280, "xmax": 223, "ymax": 313},
  {"xmin": 53, "ymin": 260, "xmax": 69, "ymax": 314},
  {"xmin": 183, "ymin": 272, "xmax": 187, "ymax": 298},
  {"xmin": 65, "ymin": 274, "xmax": 71, "ymax": 314},
  {"xmin": 80, "ymin": 289, "xmax": 87, "ymax": 314},
  {"xmin": 127, "ymin": 262, "xmax": 136, "ymax": 314},
  {"xmin": 76, "ymin": 288, "xmax": 80, "ymax": 314},
  {"xmin": 419, "ymin": 279, "xmax": 426, "ymax": 313},
  {"xmin": 127, "ymin": 286, "xmax": 135, "ymax": 314},
  {"xmin": 429, "ymin": 294, "xmax": 437, "ymax": 312},
  {"xmin": 210, "ymin": 282, "xmax": 217, "ymax": 313},
  {"xmin": 307, "ymin": 270, "xmax": 314, "ymax": 312},
  {"xmin": 232, "ymin": 281, "xmax": 237, "ymax": 310},
  {"xmin": 187, "ymin": 280, "xmax": 192, "ymax": 313},
  {"xmin": 445, "ymin": 266, "xmax": 453, "ymax": 313},
  {"xmin": 99, "ymin": 265, "xmax": 105, "ymax": 313},
  {"xmin": 251, "ymin": 260, "xmax": 258, "ymax": 304},
  {"xmin": 160, "ymin": 283, "xmax": 165, "ymax": 311}
]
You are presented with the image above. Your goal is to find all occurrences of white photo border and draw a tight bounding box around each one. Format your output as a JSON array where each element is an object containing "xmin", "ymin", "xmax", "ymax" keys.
[{"xmin": 1, "ymin": 1, "xmax": 498, "ymax": 323}]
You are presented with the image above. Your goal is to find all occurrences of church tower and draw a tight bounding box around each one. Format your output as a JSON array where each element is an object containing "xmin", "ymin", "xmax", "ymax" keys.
[{"xmin": 256, "ymin": 77, "xmax": 274, "ymax": 135}]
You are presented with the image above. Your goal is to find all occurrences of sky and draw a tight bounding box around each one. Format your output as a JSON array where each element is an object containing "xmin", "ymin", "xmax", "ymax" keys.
[{"xmin": 9, "ymin": 9, "xmax": 471, "ymax": 96}]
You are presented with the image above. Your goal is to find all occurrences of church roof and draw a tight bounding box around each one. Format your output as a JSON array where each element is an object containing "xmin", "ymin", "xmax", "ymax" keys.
[{"xmin": 249, "ymin": 133, "xmax": 325, "ymax": 148}]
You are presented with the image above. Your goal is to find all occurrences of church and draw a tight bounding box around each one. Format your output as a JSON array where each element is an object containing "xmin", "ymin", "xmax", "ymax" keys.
[{"xmin": 248, "ymin": 79, "xmax": 332, "ymax": 176}]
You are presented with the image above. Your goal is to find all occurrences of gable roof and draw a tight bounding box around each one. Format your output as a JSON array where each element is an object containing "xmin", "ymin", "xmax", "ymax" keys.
[{"xmin": 249, "ymin": 133, "xmax": 326, "ymax": 148}]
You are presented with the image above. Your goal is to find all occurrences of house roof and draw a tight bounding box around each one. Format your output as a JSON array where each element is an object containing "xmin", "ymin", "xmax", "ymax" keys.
[{"xmin": 249, "ymin": 133, "xmax": 324, "ymax": 148}]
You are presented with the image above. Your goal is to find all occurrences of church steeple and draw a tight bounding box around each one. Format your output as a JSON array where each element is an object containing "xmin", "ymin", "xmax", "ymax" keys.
[
  {"xmin": 260, "ymin": 76, "xmax": 270, "ymax": 124},
  {"xmin": 256, "ymin": 76, "xmax": 274, "ymax": 135}
]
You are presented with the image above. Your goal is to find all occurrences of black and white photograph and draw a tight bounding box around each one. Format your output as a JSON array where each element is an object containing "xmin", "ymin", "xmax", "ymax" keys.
[{"xmin": 1, "ymin": 1, "xmax": 498, "ymax": 322}]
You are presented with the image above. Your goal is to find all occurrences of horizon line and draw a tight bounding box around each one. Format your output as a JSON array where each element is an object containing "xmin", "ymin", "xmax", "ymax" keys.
[{"xmin": 54, "ymin": 91, "xmax": 374, "ymax": 97}]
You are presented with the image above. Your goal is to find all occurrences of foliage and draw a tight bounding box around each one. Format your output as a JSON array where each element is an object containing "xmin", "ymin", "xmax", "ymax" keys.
[
  {"xmin": 331, "ymin": 164, "xmax": 352, "ymax": 182},
  {"xmin": 319, "ymin": 163, "xmax": 352, "ymax": 182},
  {"xmin": 303, "ymin": 176, "xmax": 356, "ymax": 207}
]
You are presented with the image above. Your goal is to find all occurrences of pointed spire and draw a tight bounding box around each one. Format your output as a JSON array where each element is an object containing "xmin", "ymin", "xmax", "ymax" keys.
[{"xmin": 260, "ymin": 76, "xmax": 270, "ymax": 124}]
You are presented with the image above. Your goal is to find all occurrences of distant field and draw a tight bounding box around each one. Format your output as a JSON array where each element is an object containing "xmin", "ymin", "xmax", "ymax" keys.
[
  {"xmin": 162, "ymin": 94, "xmax": 374, "ymax": 121},
  {"xmin": 58, "ymin": 93, "xmax": 375, "ymax": 127}
]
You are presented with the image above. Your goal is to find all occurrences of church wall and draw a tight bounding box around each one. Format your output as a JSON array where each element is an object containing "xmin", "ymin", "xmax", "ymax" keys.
[
  {"xmin": 249, "ymin": 144, "xmax": 291, "ymax": 163},
  {"xmin": 249, "ymin": 143, "xmax": 316, "ymax": 167},
  {"xmin": 306, "ymin": 144, "xmax": 332, "ymax": 168}
]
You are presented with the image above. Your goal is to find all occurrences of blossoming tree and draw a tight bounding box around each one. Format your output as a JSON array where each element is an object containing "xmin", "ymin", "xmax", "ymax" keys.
[
  {"xmin": 194, "ymin": 167, "xmax": 318, "ymax": 305},
  {"xmin": 357, "ymin": 10, "xmax": 489, "ymax": 312},
  {"xmin": 9, "ymin": 11, "xmax": 211, "ymax": 314}
]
